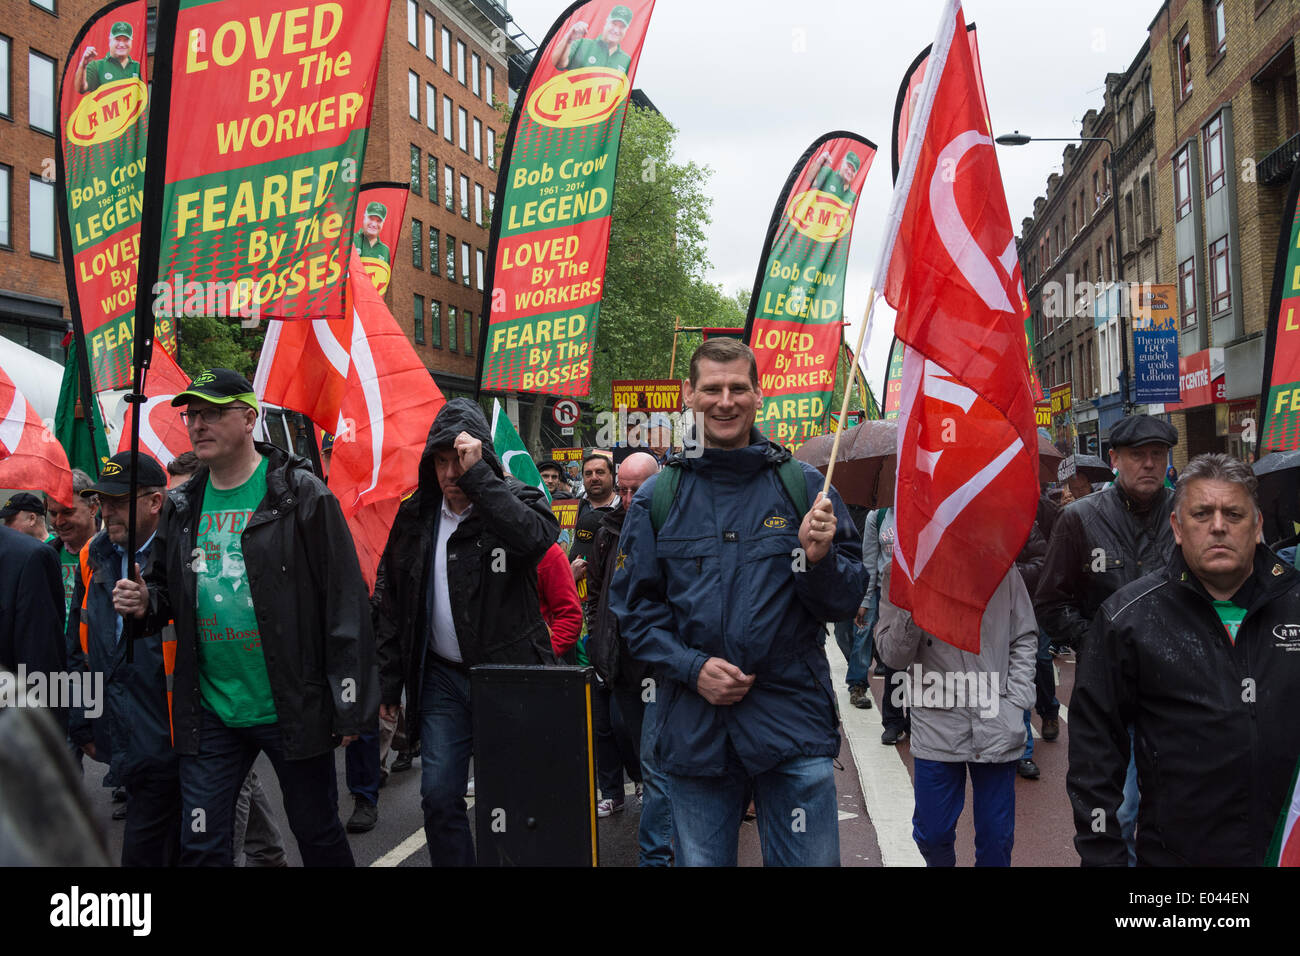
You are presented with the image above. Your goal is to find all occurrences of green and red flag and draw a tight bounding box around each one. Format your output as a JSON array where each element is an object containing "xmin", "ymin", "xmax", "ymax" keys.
[
  {"xmin": 146, "ymin": 0, "xmax": 390, "ymax": 330},
  {"xmin": 1268, "ymin": 756, "xmax": 1300, "ymax": 866},
  {"xmin": 352, "ymin": 182, "xmax": 410, "ymax": 297},
  {"xmin": 1258, "ymin": 165, "xmax": 1300, "ymax": 452},
  {"xmin": 56, "ymin": 0, "xmax": 154, "ymax": 391},
  {"xmin": 477, "ymin": 0, "xmax": 656, "ymax": 396},
  {"xmin": 744, "ymin": 133, "xmax": 876, "ymax": 448},
  {"xmin": 882, "ymin": 336, "xmax": 904, "ymax": 419}
]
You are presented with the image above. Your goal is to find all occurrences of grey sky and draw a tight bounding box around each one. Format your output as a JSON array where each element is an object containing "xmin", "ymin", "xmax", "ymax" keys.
[{"xmin": 500, "ymin": 0, "xmax": 1157, "ymax": 391}]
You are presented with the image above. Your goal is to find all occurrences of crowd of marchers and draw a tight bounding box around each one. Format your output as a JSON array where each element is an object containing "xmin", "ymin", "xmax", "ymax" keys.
[{"xmin": 1, "ymin": 337, "xmax": 1297, "ymax": 868}]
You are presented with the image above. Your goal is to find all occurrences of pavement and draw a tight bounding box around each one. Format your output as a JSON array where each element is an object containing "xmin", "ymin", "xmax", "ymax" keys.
[{"xmin": 79, "ymin": 640, "xmax": 1080, "ymax": 867}]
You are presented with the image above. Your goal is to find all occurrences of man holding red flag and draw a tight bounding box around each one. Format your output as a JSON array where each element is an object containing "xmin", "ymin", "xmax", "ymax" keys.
[{"xmin": 874, "ymin": 0, "xmax": 1038, "ymax": 653}]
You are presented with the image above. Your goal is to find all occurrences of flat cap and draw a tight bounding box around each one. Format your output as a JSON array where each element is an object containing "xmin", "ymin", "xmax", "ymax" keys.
[{"xmin": 1109, "ymin": 414, "xmax": 1178, "ymax": 449}]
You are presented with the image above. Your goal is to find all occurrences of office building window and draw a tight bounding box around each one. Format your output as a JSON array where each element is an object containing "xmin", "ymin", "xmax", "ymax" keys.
[
  {"xmin": 488, "ymin": 191, "xmax": 495, "ymax": 216},
  {"xmin": 442, "ymin": 95, "xmax": 453, "ymax": 142},
  {"xmin": 1203, "ymin": 114, "xmax": 1225, "ymax": 197},
  {"xmin": 456, "ymin": 40, "xmax": 466, "ymax": 84},
  {"xmin": 459, "ymin": 174, "xmax": 469, "ymax": 220},
  {"xmin": 412, "ymin": 219, "xmax": 422, "ymax": 269},
  {"xmin": 0, "ymin": 35, "xmax": 10, "ymax": 119},
  {"xmin": 441, "ymin": 28, "xmax": 451, "ymax": 73},
  {"xmin": 461, "ymin": 241, "xmax": 470, "ymax": 287},
  {"xmin": 487, "ymin": 128, "xmax": 496, "ymax": 170},
  {"xmin": 427, "ymin": 154, "xmax": 437, "ymax": 198},
  {"xmin": 1209, "ymin": 236, "xmax": 1230, "ymax": 315},
  {"xmin": 474, "ymin": 184, "xmax": 483, "ymax": 226},
  {"xmin": 1179, "ymin": 257, "xmax": 1197, "ymax": 328},
  {"xmin": 29, "ymin": 50, "xmax": 55, "ymax": 134},
  {"xmin": 485, "ymin": 65, "xmax": 494, "ymax": 107},
  {"xmin": 424, "ymin": 12, "xmax": 435, "ymax": 60},
  {"xmin": 463, "ymin": 311, "xmax": 474, "ymax": 355},
  {"xmin": 448, "ymin": 305, "xmax": 458, "ymax": 351},
  {"xmin": 458, "ymin": 107, "xmax": 467, "ymax": 151},
  {"xmin": 472, "ymin": 118, "xmax": 482, "ymax": 161},
  {"xmin": 410, "ymin": 145, "xmax": 421, "ymax": 194},
  {"xmin": 1178, "ymin": 30, "xmax": 1192, "ymax": 98},
  {"xmin": 430, "ymin": 300, "xmax": 441, "ymax": 347},
  {"xmin": 408, "ymin": 71, "xmax": 419, "ymax": 120},
  {"xmin": 471, "ymin": 53, "xmax": 481, "ymax": 97},
  {"xmin": 414, "ymin": 294, "xmax": 424, "ymax": 344},
  {"xmin": 32, "ymin": 0, "xmax": 57, "ymax": 11},
  {"xmin": 476, "ymin": 249, "xmax": 485, "ymax": 291},
  {"xmin": 446, "ymin": 234, "xmax": 456, "ymax": 280},
  {"xmin": 425, "ymin": 84, "xmax": 436, "ymax": 132},
  {"xmin": 1209, "ymin": 1, "xmax": 1226, "ymax": 57},
  {"xmin": 407, "ymin": 0, "xmax": 418, "ymax": 46},
  {"xmin": 1174, "ymin": 146, "xmax": 1192, "ymax": 221},
  {"xmin": 0, "ymin": 164, "xmax": 10, "ymax": 248},
  {"xmin": 444, "ymin": 165, "xmax": 454, "ymax": 210},
  {"xmin": 429, "ymin": 227, "xmax": 440, "ymax": 275},
  {"xmin": 29, "ymin": 175, "xmax": 55, "ymax": 258}
]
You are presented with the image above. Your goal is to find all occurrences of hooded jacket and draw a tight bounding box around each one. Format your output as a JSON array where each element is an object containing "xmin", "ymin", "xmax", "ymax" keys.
[
  {"xmin": 373, "ymin": 399, "xmax": 558, "ymax": 733},
  {"xmin": 1034, "ymin": 483, "xmax": 1176, "ymax": 654},
  {"xmin": 1067, "ymin": 545, "xmax": 1300, "ymax": 866},
  {"xmin": 143, "ymin": 442, "xmax": 378, "ymax": 760},
  {"xmin": 609, "ymin": 430, "xmax": 866, "ymax": 777}
]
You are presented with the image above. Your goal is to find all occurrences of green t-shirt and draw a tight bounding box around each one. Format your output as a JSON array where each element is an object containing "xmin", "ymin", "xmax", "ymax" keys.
[
  {"xmin": 84, "ymin": 56, "xmax": 141, "ymax": 92},
  {"xmin": 60, "ymin": 547, "xmax": 79, "ymax": 621},
  {"xmin": 564, "ymin": 38, "xmax": 631, "ymax": 73},
  {"xmin": 353, "ymin": 232, "xmax": 391, "ymax": 265},
  {"xmin": 1212, "ymin": 600, "xmax": 1247, "ymax": 644},
  {"xmin": 195, "ymin": 457, "xmax": 276, "ymax": 727},
  {"xmin": 813, "ymin": 165, "xmax": 857, "ymax": 205}
]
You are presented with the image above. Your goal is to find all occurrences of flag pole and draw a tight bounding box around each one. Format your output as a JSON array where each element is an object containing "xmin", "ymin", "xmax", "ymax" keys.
[{"xmin": 821, "ymin": 289, "xmax": 878, "ymax": 497}]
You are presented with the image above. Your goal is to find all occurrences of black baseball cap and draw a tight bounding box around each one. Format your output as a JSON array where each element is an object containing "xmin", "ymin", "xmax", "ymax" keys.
[
  {"xmin": 83, "ymin": 451, "xmax": 168, "ymax": 497},
  {"xmin": 0, "ymin": 492, "xmax": 45, "ymax": 520},
  {"xmin": 1109, "ymin": 414, "xmax": 1178, "ymax": 449},
  {"xmin": 170, "ymin": 368, "xmax": 259, "ymax": 412}
]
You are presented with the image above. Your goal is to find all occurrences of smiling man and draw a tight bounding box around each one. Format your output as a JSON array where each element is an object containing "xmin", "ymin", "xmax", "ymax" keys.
[
  {"xmin": 1068, "ymin": 453, "xmax": 1300, "ymax": 865},
  {"xmin": 552, "ymin": 5, "xmax": 634, "ymax": 73},
  {"xmin": 76, "ymin": 20, "xmax": 141, "ymax": 94},
  {"xmin": 609, "ymin": 338, "xmax": 866, "ymax": 866}
]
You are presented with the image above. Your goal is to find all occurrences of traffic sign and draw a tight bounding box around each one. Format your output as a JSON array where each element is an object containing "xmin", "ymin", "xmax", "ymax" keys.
[{"xmin": 552, "ymin": 399, "xmax": 580, "ymax": 427}]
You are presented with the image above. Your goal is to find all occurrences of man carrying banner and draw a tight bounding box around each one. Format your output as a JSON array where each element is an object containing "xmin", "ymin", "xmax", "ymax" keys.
[
  {"xmin": 113, "ymin": 369, "xmax": 377, "ymax": 867},
  {"xmin": 553, "ymin": 5, "xmax": 634, "ymax": 74},
  {"xmin": 353, "ymin": 202, "xmax": 391, "ymax": 268},
  {"xmin": 610, "ymin": 339, "xmax": 865, "ymax": 866},
  {"xmin": 76, "ymin": 20, "xmax": 141, "ymax": 94},
  {"xmin": 1068, "ymin": 454, "xmax": 1300, "ymax": 865}
]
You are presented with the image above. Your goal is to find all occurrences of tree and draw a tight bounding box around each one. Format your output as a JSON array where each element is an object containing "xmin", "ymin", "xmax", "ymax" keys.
[{"xmin": 177, "ymin": 315, "xmax": 264, "ymax": 380}]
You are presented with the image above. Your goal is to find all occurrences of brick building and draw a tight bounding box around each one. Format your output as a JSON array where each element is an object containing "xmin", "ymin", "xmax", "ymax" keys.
[{"xmin": 1148, "ymin": 0, "xmax": 1298, "ymax": 468}]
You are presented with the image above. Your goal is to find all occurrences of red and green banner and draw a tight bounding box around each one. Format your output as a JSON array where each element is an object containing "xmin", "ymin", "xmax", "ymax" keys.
[
  {"xmin": 352, "ymin": 182, "xmax": 410, "ymax": 297},
  {"xmin": 611, "ymin": 378, "xmax": 682, "ymax": 414},
  {"xmin": 478, "ymin": 0, "xmax": 656, "ymax": 396},
  {"xmin": 57, "ymin": 0, "xmax": 154, "ymax": 391},
  {"xmin": 744, "ymin": 133, "xmax": 876, "ymax": 447},
  {"xmin": 892, "ymin": 21, "xmax": 982, "ymax": 180},
  {"xmin": 150, "ymin": 0, "xmax": 389, "ymax": 325},
  {"xmin": 1259, "ymin": 165, "xmax": 1300, "ymax": 452},
  {"xmin": 883, "ymin": 336, "xmax": 904, "ymax": 419}
]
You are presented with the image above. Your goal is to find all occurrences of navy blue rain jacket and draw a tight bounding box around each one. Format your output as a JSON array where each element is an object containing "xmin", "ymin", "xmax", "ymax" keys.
[{"xmin": 609, "ymin": 433, "xmax": 866, "ymax": 777}]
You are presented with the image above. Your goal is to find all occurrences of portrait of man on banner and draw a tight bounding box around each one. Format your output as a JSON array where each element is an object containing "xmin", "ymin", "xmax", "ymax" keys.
[
  {"xmin": 76, "ymin": 20, "xmax": 141, "ymax": 95},
  {"xmin": 553, "ymin": 4, "xmax": 636, "ymax": 74}
]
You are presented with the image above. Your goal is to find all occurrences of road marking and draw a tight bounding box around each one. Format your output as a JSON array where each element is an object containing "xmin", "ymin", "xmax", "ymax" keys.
[
  {"xmin": 826, "ymin": 642, "xmax": 925, "ymax": 867},
  {"xmin": 371, "ymin": 797, "xmax": 475, "ymax": 867},
  {"xmin": 838, "ymin": 810, "xmax": 858, "ymax": 821}
]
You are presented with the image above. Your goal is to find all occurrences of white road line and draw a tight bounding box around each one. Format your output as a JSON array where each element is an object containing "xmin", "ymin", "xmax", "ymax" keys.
[
  {"xmin": 826, "ymin": 642, "xmax": 925, "ymax": 867},
  {"xmin": 370, "ymin": 797, "xmax": 475, "ymax": 867},
  {"xmin": 838, "ymin": 810, "xmax": 858, "ymax": 821}
]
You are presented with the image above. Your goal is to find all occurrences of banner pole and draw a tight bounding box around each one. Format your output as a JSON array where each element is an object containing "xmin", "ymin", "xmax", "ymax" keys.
[
  {"xmin": 822, "ymin": 289, "xmax": 877, "ymax": 498},
  {"xmin": 668, "ymin": 318, "xmax": 681, "ymax": 380}
]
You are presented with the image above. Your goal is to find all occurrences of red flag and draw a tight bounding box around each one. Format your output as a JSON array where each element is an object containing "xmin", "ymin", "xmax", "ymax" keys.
[
  {"xmin": 329, "ymin": 252, "xmax": 444, "ymax": 591},
  {"xmin": 117, "ymin": 347, "xmax": 192, "ymax": 468},
  {"xmin": 877, "ymin": 0, "xmax": 1037, "ymax": 651},
  {"xmin": 253, "ymin": 311, "xmax": 355, "ymax": 435},
  {"xmin": 0, "ymin": 365, "xmax": 74, "ymax": 508}
]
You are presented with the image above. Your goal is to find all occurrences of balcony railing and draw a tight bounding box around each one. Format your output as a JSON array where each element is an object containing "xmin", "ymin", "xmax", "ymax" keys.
[{"xmin": 1259, "ymin": 132, "xmax": 1300, "ymax": 187}]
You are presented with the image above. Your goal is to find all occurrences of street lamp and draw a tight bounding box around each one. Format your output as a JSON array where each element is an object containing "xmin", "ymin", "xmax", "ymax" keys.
[{"xmin": 996, "ymin": 130, "xmax": 1132, "ymax": 413}]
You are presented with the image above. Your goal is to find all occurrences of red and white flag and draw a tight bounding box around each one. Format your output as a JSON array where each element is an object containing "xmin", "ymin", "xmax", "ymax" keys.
[
  {"xmin": 117, "ymin": 346, "xmax": 192, "ymax": 468},
  {"xmin": 328, "ymin": 252, "xmax": 444, "ymax": 591},
  {"xmin": 253, "ymin": 311, "xmax": 355, "ymax": 436},
  {"xmin": 0, "ymin": 364, "xmax": 74, "ymax": 507},
  {"xmin": 871, "ymin": 0, "xmax": 1037, "ymax": 651}
]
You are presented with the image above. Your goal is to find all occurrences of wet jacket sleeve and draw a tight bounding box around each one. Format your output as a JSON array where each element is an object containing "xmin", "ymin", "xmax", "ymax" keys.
[
  {"xmin": 609, "ymin": 482, "xmax": 708, "ymax": 690},
  {"xmin": 1066, "ymin": 610, "xmax": 1137, "ymax": 866},
  {"xmin": 793, "ymin": 481, "xmax": 867, "ymax": 623},
  {"xmin": 538, "ymin": 544, "xmax": 582, "ymax": 657},
  {"xmin": 861, "ymin": 510, "xmax": 881, "ymax": 608},
  {"xmin": 1033, "ymin": 506, "xmax": 1092, "ymax": 649},
  {"xmin": 457, "ymin": 460, "xmax": 558, "ymax": 563},
  {"xmin": 1003, "ymin": 570, "xmax": 1038, "ymax": 712},
  {"xmin": 140, "ymin": 503, "xmax": 178, "ymax": 639},
  {"xmin": 16, "ymin": 544, "xmax": 66, "ymax": 676},
  {"xmin": 296, "ymin": 478, "xmax": 378, "ymax": 738}
]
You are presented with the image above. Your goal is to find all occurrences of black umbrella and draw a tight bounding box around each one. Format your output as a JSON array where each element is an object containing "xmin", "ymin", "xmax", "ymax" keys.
[
  {"xmin": 1064, "ymin": 454, "xmax": 1115, "ymax": 483},
  {"xmin": 1253, "ymin": 451, "xmax": 1300, "ymax": 546}
]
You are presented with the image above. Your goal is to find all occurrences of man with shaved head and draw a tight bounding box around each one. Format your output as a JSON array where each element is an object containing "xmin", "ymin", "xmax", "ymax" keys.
[{"xmin": 585, "ymin": 452, "xmax": 672, "ymax": 863}]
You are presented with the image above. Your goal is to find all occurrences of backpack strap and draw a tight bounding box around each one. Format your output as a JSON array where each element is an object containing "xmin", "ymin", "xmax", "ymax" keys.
[
  {"xmin": 776, "ymin": 457, "xmax": 810, "ymax": 516},
  {"xmin": 650, "ymin": 462, "xmax": 683, "ymax": 533}
]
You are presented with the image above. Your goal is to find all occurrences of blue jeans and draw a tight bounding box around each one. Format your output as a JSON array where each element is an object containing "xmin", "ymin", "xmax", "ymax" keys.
[
  {"xmin": 1022, "ymin": 710, "xmax": 1034, "ymax": 761},
  {"xmin": 912, "ymin": 758, "xmax": 1016, "ymax": 867},
  {"xmin": 1118, "ymin": 726, "xmax": 1138, "ymax": 867},
  {"xmin": 667, "ymin": 750, "xmax": 839, "ymax": 866},
  {"xmin": 1035, "ymin": 629, "xmax": 1059, "ymax": 718},
  {"xmin": 418, "ymin": 654, "xmax": 475, "ymax": 866},
  {"xmin": 345, "ymin": 730, "xmax": 381, "ymax": 807},
  {"xmin": 637, "ymin": 695, "xmax": 673, "ymax": 866},
  {"xmin": 834, "ymin": 601, "xmax": 875, "ymax": 689},
  {"xmin": 179, "ymin": 705, "xmax": 354, "ymax": 867}
]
